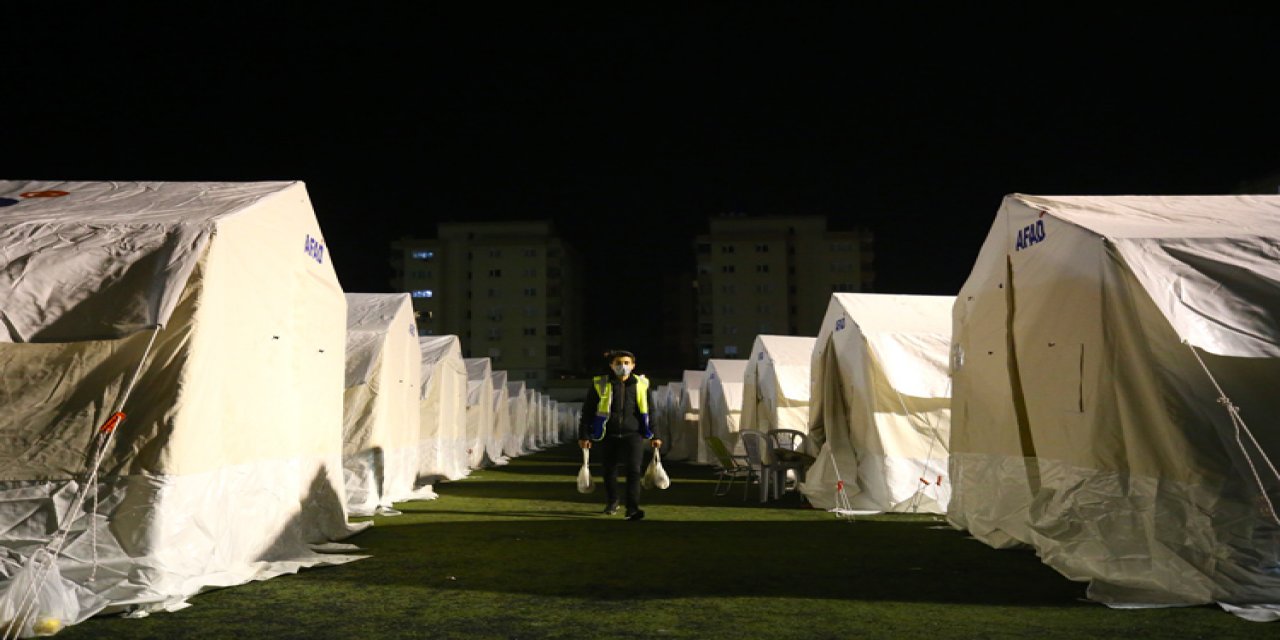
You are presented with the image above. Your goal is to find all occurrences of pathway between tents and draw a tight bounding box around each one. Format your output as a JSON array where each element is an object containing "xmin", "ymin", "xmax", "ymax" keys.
[{"xmin": 60, "ymin": 445, "xmax": 1261, "ymax": 640}]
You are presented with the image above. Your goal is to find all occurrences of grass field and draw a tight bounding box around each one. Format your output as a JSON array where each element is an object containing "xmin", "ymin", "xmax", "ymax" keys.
[{"xmin": 58, "ymin": 445, "xmax": 1262, "ymax": 639}]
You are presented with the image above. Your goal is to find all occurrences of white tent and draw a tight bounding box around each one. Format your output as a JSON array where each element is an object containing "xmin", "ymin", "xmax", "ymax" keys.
[
  {"xmin": 523, "ymin": 391, "xmax": 541, "ymax": 451},
  {"xmin": 657, "ymin": 383, "xmax": 684, "ymax": 458},
  {"xmin": 697, "ymin": 359, "xmax": 749, "ymax": 464},
  {"xmin": 341, "ymin": 293, "xmax": 426, "ymax": 516},
  {"xmin": 740, "ymin": 335, "xmax": 818, "ymax": 436},
  {"xmin": 505, "ymin": 381, "xmax": 530, "ymax": 458},
  {"xmin": 0, "ymin": 181, "xmax": 362, "ymax": 631},
  {"xmin": 559, "ymin": 402, "xmax": 583, "ymax": 443},
  {"xmin": 951, "ymin": 194, "xmax": 1280, "ymax": 620},
  {"xmin": 417, "ymin": 335, "xmax": 469, "ymax": 482},
  {"xmin": 463, "ymin": 358, "xmax": 496, "ymax": 468},
  {"xmin": 802, "ymin": 293, "xmax": 954, "ymax": 514},
  {"xmin": 665, "ymin": 372, "xmax": 704, "ymax": 461},
  {"xmin": 487, "ymin": 371, "xmax": 512, "ymax": 466}
]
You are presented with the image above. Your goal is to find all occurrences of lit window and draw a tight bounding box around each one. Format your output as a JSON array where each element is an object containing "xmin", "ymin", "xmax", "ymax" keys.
[
  {"xmin": 411, "ymin": 290, "xmax": 434, "ymax": 298},
  {"xmin": 411, "ymin": 250, "xmax": 435, "ymax": 261}
]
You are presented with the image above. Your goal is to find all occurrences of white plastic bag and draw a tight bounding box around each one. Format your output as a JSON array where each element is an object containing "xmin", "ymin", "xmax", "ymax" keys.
[
  {"xmin": 642, "ymin": 447, "xmax": 671, "ymax": 490},
  {"xmin": 576, "ymin": 448, "xmax": 594, "ymax": 494}
]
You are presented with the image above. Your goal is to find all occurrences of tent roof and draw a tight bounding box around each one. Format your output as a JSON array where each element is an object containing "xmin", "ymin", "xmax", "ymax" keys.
[
  {"xmin": 752, "ymin": 335, "xmax": 817, "ymax": 365},
  {"xmin": 0, "ymin": 180, "xmax": 311, "ymax": 342},
  {"xmin": 344, "ymin": 293, "xmax": 414, "ymax": 388},
  {"xmin": 750, "ymin": 335, "xmax": 816, "ymax": 401},
  {"xmin": 1013, "ymin": 194, "xmax": 1280, "ymax": 240},
  {"xmin": 823, "ymin": 293, "xmax": 954, "ymax": 399},
  {"xmin": 1006, "ymin": 194, "xmax": 1280, "ymax": 357},
  {"xmin": 706, "ymin": 359, "xmax": 748, "ymax": 380},
  {"xmin": 831, "ymin": 293, "xmax": 954, "ymax": 336}
]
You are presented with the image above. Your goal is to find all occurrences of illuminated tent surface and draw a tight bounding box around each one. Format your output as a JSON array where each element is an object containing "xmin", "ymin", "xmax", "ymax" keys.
[
  {"xmin": 505, "ymin": 380, "xmax": 530, "ymax": 458},
  {"xmin": 740, "ymin": 335, "xmax": 818, "ymax": 436},
  {"xmin": 664, "ymin": 371, "xmax": 704, "ymax": 462},
  {"xmin": 696, "ymin": 359, "xmax": 749, "ymax": 464},
  {"xmin": 487, "ymin": 371, "xmax": 513, "ymax": 466},
  {"xmin": 801, "ymin": 293, "xmax": 954, "ymax": 514},
  {"xmin": 417, "ymin": 335, "xmax": 469, "ymax": 482},
  {"xmin": 949, "ymin": 194, "xmax": 1280, "ymax": 621},
  {"xmin": 341, "ymin": 293, "xmax": 429, "ymax": 516},
  {"xmin": 0, "ymin": 181, "xmax": 363, "ymax": 630},
  {"xmin": 463, "ymin": 358, "xmax": 497, "ymax": 468}
]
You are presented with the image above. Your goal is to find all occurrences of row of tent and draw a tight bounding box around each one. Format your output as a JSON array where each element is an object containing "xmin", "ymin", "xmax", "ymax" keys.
[
  {"xmin": 651, "ymin": 194, "xmax": 1280, "ymax": 621},
  {"xmin": 343, "ymin": 293, "xmax": 578, "ymax": 517},
  {"xmin": 0, "ymin": 182, "xmax": 580, "ymax": 634}
]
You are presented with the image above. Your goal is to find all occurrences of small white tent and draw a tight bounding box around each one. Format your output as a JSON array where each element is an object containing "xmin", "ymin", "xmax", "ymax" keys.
[
  {"xmin": 0, "ymin": 181, "xmax": 362, "ymax": 631},
  {"xmin": 697, "ymin": 359, "xmax": 749, "ymax": 464},
  {"xmin": 665, "ymin": 372, "xmax": 704, "ymax": 461},
  {"xmin": 463, "ymin": 358, "xmax": 496, "ymax": 468},
  {"xmin": 341, "ymin": 293, "xmax": 426, "ymax": 516},
  {"xmin": 487, "ymin": 371, "xmax": 512, "ymax": 466},
  {"xmin": 505, "ymin": 381, "xmax": 530, "ymax": 458},
  {"xmin": 950, "ymin": 194, "xmax": 1280, "ymax": 619},
  {"xmin": 802, "ymin": 293, "xmax": 954, "ymax": 514},
  {"xmin": 741, "ymin": 335, "xmax": 818, "ymax": 436},
  {"xmin": 417, "ymin": 335, "xmax": 469, "ymax": 482}
]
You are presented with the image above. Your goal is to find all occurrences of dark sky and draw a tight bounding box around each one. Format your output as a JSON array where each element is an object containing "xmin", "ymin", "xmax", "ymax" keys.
[{"xmin": 5, "ymin": 7, "xmax": 1278, "ymax": 371}]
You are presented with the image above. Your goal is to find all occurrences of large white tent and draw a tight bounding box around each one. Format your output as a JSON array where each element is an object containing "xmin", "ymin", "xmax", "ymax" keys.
[
  {"xmin": 801, "ymin": 293, "xmax": 954, "ymax": 514},
  {"xmin": 697, "ymin": 359, "xmax": 749, "ymax": 464},
  {"xmin": 341, "ymin": 293, "xmax": 425, "ymax": 516},
  {"xmin": 740, "ymin": 335, "xmax": 817, "ymax": 436},
  {"xmin": 665, "ymin": 371, "xmax": 704, "ymax": 461},
  {"xmin": 950, "ymin": 194, "xmax": 1280, "ymax": 620},
  {"xmin": 417, "ymin": 335, "xmax": 469, "ymax": 482},
  {"xmin": 0, "ymin": 181, "xmax": 362, "ymax": 631},
  {"xmin": 463, "ymin": 358, "xmax": 496, "ymax": 468}
]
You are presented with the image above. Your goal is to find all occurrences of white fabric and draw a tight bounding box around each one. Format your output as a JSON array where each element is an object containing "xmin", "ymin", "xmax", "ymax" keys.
[
  {"xmin": 950, "ymin": 193, "xmax": 1280, "ymax": 619},
  {"xmin": 417, "ymin": 336, "xmax": 469, "ymax": 481},
  {"xmin": 341, "ymin": 293, "xmax": 424, "ymax": 516},
  {"xmin": 0, "ymin": 181, "xmax": 362, "ymax": 630},
  {"xmin": 740, "ymin": 335, "xmax": 817, "ymax": 438},
  {"xmin": 505, "ymin": 381, "xmax": 529, "ymax": 458},
  {"xmin": 463, "ymin": 358, "xmax": 496, "ymax": 468},
  {"xmin": 486, "ymin": 372, "xmax": 511, "ymax": 466},
  {"xmin": 666, "ymin": 372, "xmax": 704, "ymax": 462},
  {"xmin": 801, "ymin": 293, "xmax": 954, "ymax": 514},
  {"xmin": 697, "ymin": 360, "xmax": 748, "ymax": 464}
]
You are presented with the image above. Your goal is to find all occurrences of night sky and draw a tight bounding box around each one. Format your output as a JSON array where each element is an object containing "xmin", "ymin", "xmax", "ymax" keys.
[{"xmin": 5, "ymin": 7, "xmax": 1278, "ymax": 372}]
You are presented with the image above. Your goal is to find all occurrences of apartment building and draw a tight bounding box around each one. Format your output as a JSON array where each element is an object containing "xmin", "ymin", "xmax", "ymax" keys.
[
  {"xmin": 694, "ymin": 215, "xmax": 874, "ymax": 366},
  {"xmin": 391, "ymin": 221, "xmax": 583, "ymax": 387}
]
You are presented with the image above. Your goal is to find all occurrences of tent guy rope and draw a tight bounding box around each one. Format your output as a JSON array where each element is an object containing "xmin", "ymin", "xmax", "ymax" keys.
[
  {"xmin": 3, "ymin": 327, "xmax": 161, "ymax": 640},
  {"xmin": 1186, "ymin": 342, "xmax": 1280, "ymax": 528}
]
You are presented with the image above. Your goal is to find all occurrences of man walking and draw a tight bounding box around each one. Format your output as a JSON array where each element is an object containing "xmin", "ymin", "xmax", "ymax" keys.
[{"xmin": 579, "ymin": 349, "xmax": 662, "ymax": 520}]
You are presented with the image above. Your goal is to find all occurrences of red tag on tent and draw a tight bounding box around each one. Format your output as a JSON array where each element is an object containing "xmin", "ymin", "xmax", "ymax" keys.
[
  {"xmin": 937, "ymin": 475, "xmax": 944, "ymax": 486},
  {"xmin": 20, "ymin": 190, "xmax": 70, "ymax": 198},
  {"xmin": 919, "ymin": 477, "xmax": 931, "ymax": 486},
  {"xmin": 98, "ymin": 411, "xmax": 126, "ymax": 435},
  {"xmin": 836, "ymin": 480, "xmax": 844, "ymax": 492}
]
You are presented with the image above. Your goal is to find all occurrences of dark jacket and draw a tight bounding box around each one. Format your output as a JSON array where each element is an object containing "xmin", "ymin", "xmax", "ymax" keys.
[{"xmin": 578, "ymin": 374, "xmax": 658, "ymax": 440}]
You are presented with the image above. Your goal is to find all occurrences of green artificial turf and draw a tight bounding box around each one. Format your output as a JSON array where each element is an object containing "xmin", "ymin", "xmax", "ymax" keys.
[{"xmin": 59, "ymin": 445, "xmax": 1262, "ymax": 639}]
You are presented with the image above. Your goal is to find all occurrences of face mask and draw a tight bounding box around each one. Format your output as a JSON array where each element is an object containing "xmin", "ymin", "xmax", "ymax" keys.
[{"xmin": 612, "ymin": 364, "xmax": 633, "ymax": 377}]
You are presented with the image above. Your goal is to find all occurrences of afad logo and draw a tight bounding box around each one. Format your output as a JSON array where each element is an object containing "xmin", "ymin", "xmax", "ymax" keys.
[
  {"xmin": 304, "ymin": 234, "xmax": 325, "ymax": 264},
  {"xmin": 0, "ymin": 190, "xmax": 72, "ymax": 207},
  {"xmin": 1015, "ymin": 211, "xmax": 1049, "ymax": 251},
  {"xmin": 835, "ymin": 317, "xmax": 846, "ymax": 331}
]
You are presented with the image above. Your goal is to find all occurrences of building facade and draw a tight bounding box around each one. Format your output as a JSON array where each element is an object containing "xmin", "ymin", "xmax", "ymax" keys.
[
  {"xmin": 391, "ymin": 221, "xmax": 583, "ymax": 387},
  {"xmin": 694, "ymin": 215, "xmax": 874, "ymax": 366}
]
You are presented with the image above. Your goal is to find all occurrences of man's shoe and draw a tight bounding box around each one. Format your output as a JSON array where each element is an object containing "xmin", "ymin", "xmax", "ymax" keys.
[
  {"xmin": 625, "ymin": 509, "xmax": 645, "ymax": 521},
  {"xmin": 602, "ymin": 503, "xmax": 619, "ymax": 515}
]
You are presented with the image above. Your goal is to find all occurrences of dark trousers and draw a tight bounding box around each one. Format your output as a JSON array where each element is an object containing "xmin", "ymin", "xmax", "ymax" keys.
[{"xmin": 598, "ymin": 434, "xmax": 645, "ymax": 512}]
